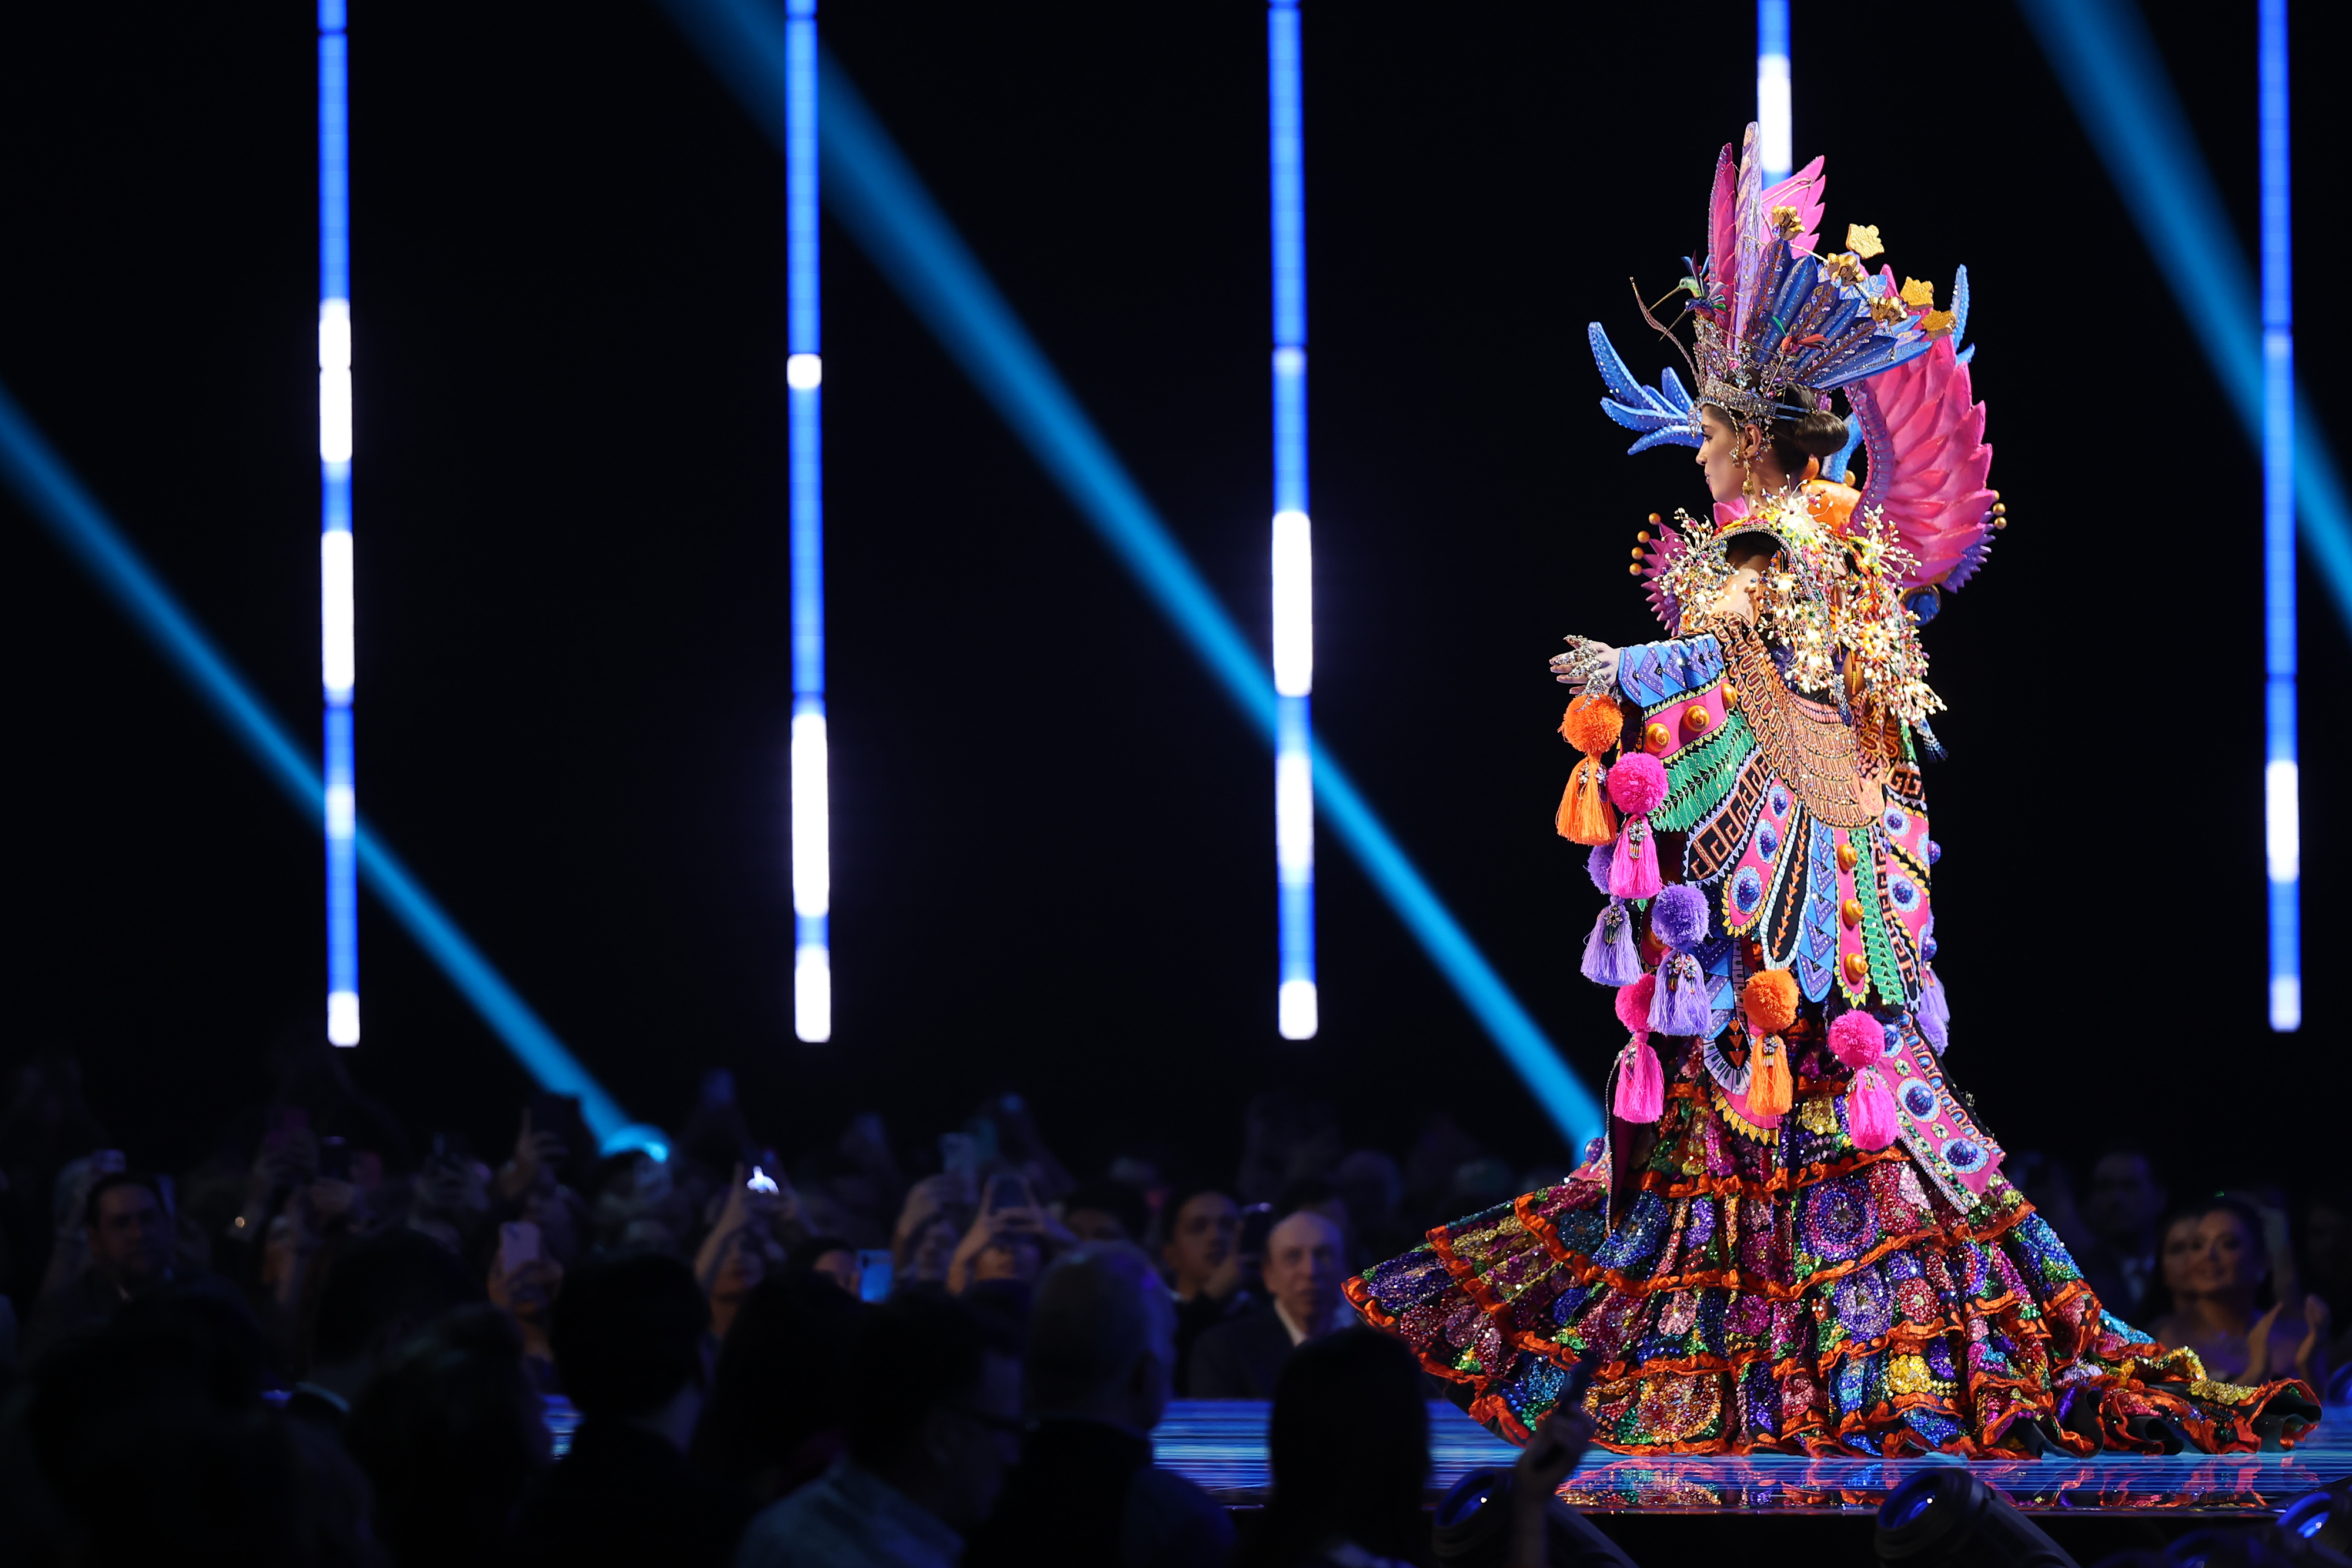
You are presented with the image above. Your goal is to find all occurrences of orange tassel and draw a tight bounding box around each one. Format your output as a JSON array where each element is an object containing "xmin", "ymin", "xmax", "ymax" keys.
[
  {"xmin": 1555, "ymin": 755, "xmax": 1619, "ymax": 845},
  {"xmin": 1749, "ymin": 1037, "xmax": 1794, "ymax": 1116}
]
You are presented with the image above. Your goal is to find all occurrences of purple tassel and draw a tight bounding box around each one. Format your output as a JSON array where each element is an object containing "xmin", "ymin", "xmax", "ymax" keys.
[
  {"xmin": 1647, "ymin": 952, "xmax": 1711, "ymax": 1035},
  {"xmin": 1581, "ymin": 901, "xmax": 1642, "ymax": 986},
  {"xmin": 1915, "ymin": 971, "xmax": 1950, "ymax": 1054},
  {"xmin": 1585, "ymin": 842, "xmax": 1615, "ymax": 895}
]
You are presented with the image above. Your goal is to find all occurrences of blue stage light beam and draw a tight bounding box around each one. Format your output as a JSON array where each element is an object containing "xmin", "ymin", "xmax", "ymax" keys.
[
  {"xmin": 2014, "ymin": 0, "xmax": 2352, "ymax": 640},
  {"xmin": 2259, "ymin": 0, "xmax": 2298, "ymax": 1032},
  {"xmin": 784, "ymin": 0, "xmax": 831, "ymax": 1042},
  {"xmin": 0, "ymin": 379, "xmax": 636, "ymax": 1145},
  {"xmin": 319, "ymin": 0, "xmax": 359, "ymax": 1046},
  {"xmin": 1268, "ymin": 0, "xmax": 1316, "ymax": 1041},
  {"xmin": 653, "ymin": 0, "xmax": 1606, "ymax": 1151},
  {"xmin": 1756, "ymin": 0, "xmax": 1789, "ymax": 184}
]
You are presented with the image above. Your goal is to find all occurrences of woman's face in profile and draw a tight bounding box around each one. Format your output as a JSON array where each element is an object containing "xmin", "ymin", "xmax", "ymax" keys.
[{"xmin": 1696, "ymin": 407, "xmax": 1748, "ymax": 505}]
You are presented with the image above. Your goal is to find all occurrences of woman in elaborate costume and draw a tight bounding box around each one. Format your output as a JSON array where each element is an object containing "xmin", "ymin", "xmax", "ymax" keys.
[{"xmin": 1343, "ymin": 127, "xmax": 2320, "ymax": 1458}]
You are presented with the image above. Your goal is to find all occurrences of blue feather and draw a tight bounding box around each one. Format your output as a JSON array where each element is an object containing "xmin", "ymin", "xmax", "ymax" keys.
[
  {"xmin": 1769, "ymin": 261, "xmax": 1818, "ymax": 342},
  {"xmin": 1629, "ymin": 424, "xmax": 1702, "ymax": 454},
  {"xmin": 1658, "ymin": 366, "xmax": 1693, "ymax": 413},
  {"xmin": 1950, "ymin": 265, "xmax": 1972, "ymax": 352},
  {"xmin": 1601, "ymin": 397, "xmax": 1669, "ymax": 433},
  {"xmin": 1588, "ymin": 323, "xmax": 1647, "ymax": 404},
  {"xmin": 1955, "ymin": 344, "xmax": 1976, "ymax": 367},
  {"xmin": 1823, "ymin": 414, "xmax": 1863, "ymax": 484}
]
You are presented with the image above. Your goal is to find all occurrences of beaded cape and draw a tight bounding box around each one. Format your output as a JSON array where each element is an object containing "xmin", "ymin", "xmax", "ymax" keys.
[{"xmin": 1342, "ymin": 129, "xmax": 2320, "ymax": 1460}]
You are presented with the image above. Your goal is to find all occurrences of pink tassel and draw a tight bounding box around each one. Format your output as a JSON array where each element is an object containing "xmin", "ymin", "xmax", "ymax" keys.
[
  {"xmin": 1846, "ymin": 1067, "xmax": 1900, "ymax": 1151},
  {"xmin": 1615, "ymin": 1035, "xmax": 1664, "ymax": 1124},
  {"xmin": 1608, "ymin": 816, "xmax": 1663, "ymax": 900}
]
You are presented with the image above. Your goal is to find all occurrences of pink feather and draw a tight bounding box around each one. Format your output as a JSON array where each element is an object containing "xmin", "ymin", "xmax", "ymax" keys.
[
  {"xmin": 1760, "ymin": 156, "xmax": 1827, "ymax": 255},
  {"xmin": 1852, "ymin": 336, "xmax": 1996, "ymax": 588},
  {"xmin": 1706, "ymin": 145, "xmax": 1739, "ymax": 301},
  {"xmin": 1730, "ymin": 125, "xmax": 1769, "ymax": 350}
]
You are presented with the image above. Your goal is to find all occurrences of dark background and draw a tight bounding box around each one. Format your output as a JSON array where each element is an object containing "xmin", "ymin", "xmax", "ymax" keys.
[{"xmin": 2, "ymin": 1, "xmax": 2341, "ymax": 1189}]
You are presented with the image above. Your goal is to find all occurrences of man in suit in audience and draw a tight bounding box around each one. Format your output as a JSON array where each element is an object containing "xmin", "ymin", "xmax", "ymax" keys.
[{"xmin": 1190, "ymin": 1210, "xmax": 1347, "ymax": 1399}]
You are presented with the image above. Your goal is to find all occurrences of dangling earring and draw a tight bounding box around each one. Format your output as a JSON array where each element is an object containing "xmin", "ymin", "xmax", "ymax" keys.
[{"xmin": 1738, "ymin": 439, "xmax": 1759, "ymax": 503}]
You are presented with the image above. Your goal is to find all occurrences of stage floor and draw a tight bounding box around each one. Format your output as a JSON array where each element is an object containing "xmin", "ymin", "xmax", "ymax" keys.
[{"xmin": 1155, "ymin": 1399, "xmax": 2352, "ymax": 1516}]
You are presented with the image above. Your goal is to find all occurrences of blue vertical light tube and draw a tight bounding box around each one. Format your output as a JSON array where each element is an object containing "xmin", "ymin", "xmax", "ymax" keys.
[
  {"xmin": 786, "ymin": 0, "xmax": 831, "ymax": 1041},
  {"xmin": 1269, "ymin": 0, "xmax": 1315, "ymax": 1039},
  {"xmin": 319, "ymin": 0, "xmax": 359, "ymax": 1046},
  {"xmin": 2260, "ymin": 0, "xmax": 2298, "ymax": 1031},
  {"xmin": 1756, "ymin": 0, "xmax": 1790, "ymax": 184}
]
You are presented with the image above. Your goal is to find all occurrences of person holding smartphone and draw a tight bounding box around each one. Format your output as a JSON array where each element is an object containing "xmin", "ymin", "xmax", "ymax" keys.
[{"xmin": 944, "ymin": 1174, "xmax": 1069, "ymax": 1296}]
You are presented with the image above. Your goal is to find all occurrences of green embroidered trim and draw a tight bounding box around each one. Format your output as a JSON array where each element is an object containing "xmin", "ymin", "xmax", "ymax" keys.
[
  {"xmin": 1859, "ymin": 828, "xmax": 1905, "ymax": 1005},
  {"xmin": 1653, "ymin": 707, "xmax": 1756, "ymax": 833}
]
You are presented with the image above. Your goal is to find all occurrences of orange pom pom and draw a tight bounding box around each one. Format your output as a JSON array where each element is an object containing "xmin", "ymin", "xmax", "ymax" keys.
[
  {"xmin": 1740, "ymin": 969, "xmax": 1800, "ymax": 1035},
  {"xmin": 1557, "ymin": 693, "xmax": 1623, "ymax": 756},
  {"xmin": 1554, "ymin": 755, "xmax": 1619, "ymax": 845}
]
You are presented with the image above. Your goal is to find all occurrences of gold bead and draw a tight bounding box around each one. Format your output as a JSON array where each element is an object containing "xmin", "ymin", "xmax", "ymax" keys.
[
  {"xmin": 1683, "ymin": 703, "xmax": 1710, "ymax": 732},
  {"xmin": 1836, "ymin": 841, "xmax": 1859, "ymax": 872},
  {"xmin": 1720, "ymin": 686, "xmax": 1739, "ymax": 710},
  {"xmin": 1843, "ymin": 952, "xmax": 1870, "ymax": 984},
  {"xmin": 1631, "ymin": 546, "xmax": 1648, "ymax": 560},
  {"xmin": 1636, "ymin": 530, "xmax": 1652, "ymax": 544},
  {"xmin": 1644, "ymin": 723, "xmax": 1672, "ymax": 754},
  {"xmin": 1839, "ymin": 898, "xmax": 1863, "ymax": 929},
  {"xmin": 1648, "ymin": 513, "xmax": 1662, "ymax": 525},
  {"xmin": 1628, "ymin": 563, "xmax": 1644, "ymax": 576}
]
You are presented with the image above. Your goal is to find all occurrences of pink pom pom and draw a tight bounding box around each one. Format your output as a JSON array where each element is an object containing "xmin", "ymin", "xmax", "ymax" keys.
[
  {"xmin": 1606, "ymin": 751, "xmax": 1668, "ymax": 816},
  {"xmin": 1615, "ymin": 1037, "xmax": 1664, "ymax": 1124},
  {"xmin": 1846, "ymin": 1067, "xmax": 1900, "ymax": 1150},
  {"xmin": 1828, "ymin": 1009, "xmax": 1884, "ymax": 1069},
  {"xmin": 1614, "ymin": 974, "xmax": 1656, "ymax": 1035}
]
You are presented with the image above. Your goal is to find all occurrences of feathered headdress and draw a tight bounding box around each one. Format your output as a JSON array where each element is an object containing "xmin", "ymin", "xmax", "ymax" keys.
[{"xmin": 1591, "ymin": 124, "xmax": 1998, "ymax": 614}]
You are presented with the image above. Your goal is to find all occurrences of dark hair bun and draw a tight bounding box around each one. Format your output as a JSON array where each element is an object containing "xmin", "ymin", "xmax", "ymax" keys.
[{"xmin": 1779, "ymin": 407, "xmax": 1849, "ymax": 458}]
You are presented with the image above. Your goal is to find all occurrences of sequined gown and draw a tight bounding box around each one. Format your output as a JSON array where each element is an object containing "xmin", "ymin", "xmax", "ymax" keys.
[{"xmin": 1344, "ymin": 579, "xmax": 2319, "ymax": 1458}]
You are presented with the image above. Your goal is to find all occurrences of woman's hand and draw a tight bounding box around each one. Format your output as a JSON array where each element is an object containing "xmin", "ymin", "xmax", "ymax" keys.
[
  {"xmin": 946, "ymin": 1205, "xmax": 1048, "ymax": 1295},
  {"xmin": 1551, "ymin": 637, "xmax": 1619, "ymax": 694},
  {"xmin": 2243, "ymin": 1300, "xmax": 2286, "ymax": 1383},
  {"xmin": 1509, "ymin": 1406, "xmax": 1596, "ymax": 1568},
  {"xmin": 496, "ymin": 1110, "xmax": 570, "ymax": 1203},
  {"xmin": 2297, "ymin": 1295, "xmax": 2331, "ymax": 1385}
]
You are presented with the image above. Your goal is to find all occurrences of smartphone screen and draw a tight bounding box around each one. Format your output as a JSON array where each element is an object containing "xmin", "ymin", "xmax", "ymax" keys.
[
  {"xmin": 746, "ymin": 1166, "xmax": 780, "ymax": 1195},
  {"xmin": 857, "ymin": 1251, "xmax": 894, "ymax": 1303}
]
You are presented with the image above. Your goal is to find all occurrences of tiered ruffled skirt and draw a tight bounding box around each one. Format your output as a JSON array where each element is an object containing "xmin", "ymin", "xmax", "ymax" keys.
[{"xmin": 1346, "ymin": 1062, "xmax": 2318, "ymax": 1457}]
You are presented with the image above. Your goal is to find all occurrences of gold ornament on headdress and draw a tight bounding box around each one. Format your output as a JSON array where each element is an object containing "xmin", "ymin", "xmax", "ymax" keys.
[
  {"xmin": 1899, "ymin": 277, "xmax": 1936, "ymax": 309},
  {"xmin": 1845, "ymin": 223, "xmax": 1885, "ymax": 259}
]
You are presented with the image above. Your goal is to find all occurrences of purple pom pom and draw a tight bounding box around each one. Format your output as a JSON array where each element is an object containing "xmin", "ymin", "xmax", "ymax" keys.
[
  {"xmin": 1651, "ymin": 883, "xmax": 1710, "ymax": 952},
  {"xmin": 1927, "ymin": 840, "xmax": 1942, "ymax": 865},
  {"xmin": 1586, "ymin": 842, "xmax": 1615, "ymax": 895}
]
